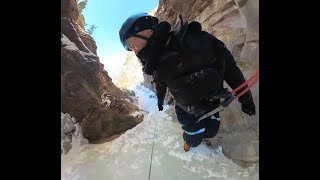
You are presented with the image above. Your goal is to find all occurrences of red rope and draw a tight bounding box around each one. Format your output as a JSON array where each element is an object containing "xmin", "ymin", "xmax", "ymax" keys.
[
  {"xmin": 235, "ymin": 75, "xmax": 259, "ymax": 98},
  {"xmin": 230, "ymin": 69, "xmax": 259, "ymax": 95},
  {"xmin": 197, "ymin": 69, "xmax": 259, "ymax": 122}
]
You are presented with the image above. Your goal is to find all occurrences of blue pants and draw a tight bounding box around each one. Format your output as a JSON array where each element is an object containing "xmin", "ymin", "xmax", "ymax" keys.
[{"xmin": 175, "ymin": 105, "xmax": 220, "ymax": 147}]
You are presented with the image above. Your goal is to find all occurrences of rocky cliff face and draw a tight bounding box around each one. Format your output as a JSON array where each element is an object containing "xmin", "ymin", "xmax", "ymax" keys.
[
  {"xmin": 61, "ymin": 0, "xmax": 143, "ymax": 144},
  {"xmin": 152, "ymin": 0, "xmax": 259, "ymax": 166}
]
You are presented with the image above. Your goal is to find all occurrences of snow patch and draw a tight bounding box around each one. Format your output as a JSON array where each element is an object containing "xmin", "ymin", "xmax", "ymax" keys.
[
  {"xmin": 61, "ymin": 34, "xmax": 78, "ymax": 51},
  {"xmin": 61, "ymin": 34, "xmax": 98, "ymax": 62},
  {"xmin": 130, "ymin": 111, "xmax": 144, "ymax": 118},
  {"xmin": 61, "ymin": 80, "xmax": 259, "ymax": 180},
  {"xmin": 61, "ymin": 112, "xmax": 88, "ymax": 155},
  {"xmin": 101, "ymin": 92, "xmax": 114, "ymax": 108}
]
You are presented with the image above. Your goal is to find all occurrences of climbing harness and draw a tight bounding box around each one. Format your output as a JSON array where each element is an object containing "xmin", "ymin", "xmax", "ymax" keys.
[{"xmin": 197, "ymin": 69, "xmax": 259, "ymax": 122}]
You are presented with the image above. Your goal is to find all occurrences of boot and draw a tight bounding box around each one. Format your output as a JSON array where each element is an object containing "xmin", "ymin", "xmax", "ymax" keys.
[
  {"xmin": 183, "ymin": 142, "xmax": 190, "ymax": 152},
  {"xmin": 203, "ymin": 138, "xmax": 212, "ymax": 146}
]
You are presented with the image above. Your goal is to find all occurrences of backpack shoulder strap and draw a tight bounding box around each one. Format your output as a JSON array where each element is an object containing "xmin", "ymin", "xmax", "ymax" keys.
[
  {"xmin": 169, "ymin": 15, "xmax": 189, "ymax": 50},
  {"xmin": 169, "ymin": 15, "xmax": 204, "ymax": 50}
]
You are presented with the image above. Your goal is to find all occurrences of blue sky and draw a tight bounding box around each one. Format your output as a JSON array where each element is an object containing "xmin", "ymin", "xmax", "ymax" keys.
[{"xmin": 82, "ymin": 0, "xmax": 158, "ymax": 77}]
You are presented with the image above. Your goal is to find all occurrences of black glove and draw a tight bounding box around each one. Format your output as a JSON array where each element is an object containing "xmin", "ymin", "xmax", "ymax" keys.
[
  {"xmin": 241, "ymin": 100, "xmax": 256, "ymax": 116},
  {"xmin": 158, "ymin": 103, "xmax": 163, "ymax": 111}
]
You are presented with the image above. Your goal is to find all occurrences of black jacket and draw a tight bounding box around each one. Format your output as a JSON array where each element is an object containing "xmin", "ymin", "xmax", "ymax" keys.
[{"xmin": 151, "ymin": 24, "xmax": 253, "ymax": 117}]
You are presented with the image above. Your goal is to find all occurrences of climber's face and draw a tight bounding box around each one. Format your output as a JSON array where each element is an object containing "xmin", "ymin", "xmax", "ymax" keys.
[{"xmin": 126, "ymin": 29, "xmax": 153, "ymax": 54}]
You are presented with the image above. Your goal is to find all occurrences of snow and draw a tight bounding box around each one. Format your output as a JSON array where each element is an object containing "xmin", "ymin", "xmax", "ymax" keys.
[
  {"xmin": 61, "ymin": 113, "xmax": 88, "ymax": 155},
  {"xmin": 130, "ymin": 111, "xmax": 144, "ymax": 118},
  {"xmin": 102, "ymin": 97, "xmax": 112, "ymax": 108},
  {"xmin": 101, "ymin": 92, "xmax": 115, "ymax": 108},
  {"xmin": 61, "ymin": 34, "xmax": 98, "ymax": 62},
  {"xmin": 61, "ymin": 46, "xmax": 258, "ymax": 179},
  {"xmin": 61, "ymin": 34, "xmax": 78, "ymax": 51},
  {"xmin": 61, "ymin": 85, "xmax": 258, "ymax": 179},
  {"xmin": 131, "ymin": 85, "xmax": 158, "ymax": 112}
]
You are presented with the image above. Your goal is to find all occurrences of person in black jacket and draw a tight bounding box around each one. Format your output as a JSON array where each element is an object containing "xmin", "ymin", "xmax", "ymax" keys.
[{"xmin": 119, "ymin": 13, "xmax": 256, "ymax": 152}]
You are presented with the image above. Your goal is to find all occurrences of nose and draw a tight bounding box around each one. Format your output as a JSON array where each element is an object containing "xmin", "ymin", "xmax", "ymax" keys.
[
  {"xmin": 132, "ymin": 46, "xmax": 144, "ymax": 55},
  {"xmin": 133, "ymin": 49, "xmax": 139, "ymax": 55}
]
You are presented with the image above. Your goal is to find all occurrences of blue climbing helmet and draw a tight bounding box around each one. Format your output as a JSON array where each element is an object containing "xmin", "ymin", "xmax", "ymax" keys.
[{"xmin": 119, "ymin": 13, "xmax": 158, "ymax": 51}]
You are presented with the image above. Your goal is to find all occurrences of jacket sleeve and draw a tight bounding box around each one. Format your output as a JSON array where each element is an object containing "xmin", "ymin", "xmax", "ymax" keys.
[
  {"xmin": 154, "ymin": 79, "xmax": 167, "ymax": 106},
  {"xmin": 214, "ymin": 39, "xmax": 253, "ymax": 104}
]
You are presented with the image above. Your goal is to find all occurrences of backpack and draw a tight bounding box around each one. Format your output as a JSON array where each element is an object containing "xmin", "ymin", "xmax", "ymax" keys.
[{"xmin": 169, "ymin": 15, "xmax": 226, "ymax": 74}]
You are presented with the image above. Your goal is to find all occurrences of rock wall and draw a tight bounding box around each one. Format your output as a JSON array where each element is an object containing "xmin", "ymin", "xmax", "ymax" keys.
[{"xmin": 61, "ymin": 0, "xmax": 143, "ymax": 143}]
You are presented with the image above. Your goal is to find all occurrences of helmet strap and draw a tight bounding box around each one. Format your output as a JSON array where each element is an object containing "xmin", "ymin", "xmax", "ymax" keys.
[{"xmin": 132, "ymin": 34, "xmax": 149, "ymax": 41}]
